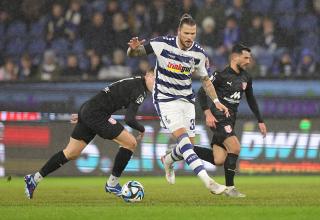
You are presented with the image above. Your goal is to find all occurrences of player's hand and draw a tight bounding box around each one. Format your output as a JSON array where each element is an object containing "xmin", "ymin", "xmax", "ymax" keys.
[
  {"xmin": 128, "ymin": 37, "xmax": 145, "ymax": 49},
  {"xmin": 70, "ymin": 114, "xmax": 78, "ymax": 124},
  {"xmin": 215, "ymin": 102, "xmax": 230, "ymax": 117},
  {"xmin": 136, "ymin": 132, "xmax": 145, "ymax": 141},
  {"xmin": 258, "ymin": 123, "xmax": 267, "ymax": 138},
  {"xmin": 204, "ymin": 109, "xmax": 217, "ymax": 128}
]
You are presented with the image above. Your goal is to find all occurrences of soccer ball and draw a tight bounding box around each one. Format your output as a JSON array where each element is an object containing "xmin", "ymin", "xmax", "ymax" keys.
[{"xmin": 121, "ymin": 180, "xmax": 145, "ymax": 202}]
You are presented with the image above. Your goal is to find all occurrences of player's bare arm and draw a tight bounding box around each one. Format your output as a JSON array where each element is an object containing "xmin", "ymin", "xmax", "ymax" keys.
[
  {"xmin": 200, "ymin": 76, "xmax": 230, "ymax": 117},
  {"xmin": 127, "ymin": 37, "xmax": 147, "ymax": 57},
  {"xmin": 258, "ymin": 123, "xmax": 267, "ymax": 138},
  {"xmin": 204, "ymin": 109, "xmax": 217, "ymax": 128}
]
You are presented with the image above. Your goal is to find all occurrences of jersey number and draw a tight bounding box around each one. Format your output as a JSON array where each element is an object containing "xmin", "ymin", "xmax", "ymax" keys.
[{"xmin": 190, "ymin": 119, "xmax": 195, "ymax": 130}]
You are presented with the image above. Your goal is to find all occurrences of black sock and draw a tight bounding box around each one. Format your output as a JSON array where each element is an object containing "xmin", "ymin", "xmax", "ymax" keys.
[
  {"xmin": 224, "ymin": 153, "xmax": 238, "ymax": 186},
  {"xmin": 39, "ymin": 151, "xmax": 69, "ymax": 177},
  {"xmin": 111, "ymin": 147, "xmax": 133, "ymax": 177},
  {"xmin": 193, "ymin": 145, "xmax": 215, "ymax": 165}
]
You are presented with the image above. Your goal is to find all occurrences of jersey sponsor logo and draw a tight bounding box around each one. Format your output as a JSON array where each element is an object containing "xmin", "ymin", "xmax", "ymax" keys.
[
  {"xmin": 224, "ymin": 125, "xmax": 232, "ymax": 133},
  {"xmin": 227, "ymin": 81, "xmax": 232, "ymax": 86},
  {"xmin": 108, "ymin": 117, "xmax": 117, "ymax": 125},
  {"xmin": 242, "ymin": 82, "xmax": 247, "ymax": 90},
  {"xmin": 167, "ymin": 62, "xmax": 191, "ymax": 74},
  {"xmin": 136, "ymin": 95, "xmax": 145, "ymax": 104},
  {"xmin": 230, "ymin": 91, "xmax": 241, "ymax": 99}
]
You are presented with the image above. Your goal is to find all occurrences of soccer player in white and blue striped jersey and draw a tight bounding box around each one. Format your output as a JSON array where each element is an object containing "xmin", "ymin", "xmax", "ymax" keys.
[{"xmin": 127, "ymin": 14, "xmax": 229, "ymax": 195}]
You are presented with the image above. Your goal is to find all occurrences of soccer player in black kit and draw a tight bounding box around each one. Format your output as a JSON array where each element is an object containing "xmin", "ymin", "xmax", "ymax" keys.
[
  {"xmin": 194, "ymin": 44, "xmax": 267, "ymax": 197},
  {"xmin": 24, "ymin": 70, "xmax": 155, "ymax": 199}
]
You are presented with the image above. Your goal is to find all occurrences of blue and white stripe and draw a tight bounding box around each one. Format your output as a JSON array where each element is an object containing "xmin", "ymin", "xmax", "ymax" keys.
[
  {"xmin": 177, "ymin": 133, "xmax": 205, "ymax": 175},
  {"xmin": 150, "ymin": 36, "xmax": 209, "ymax": 104}
]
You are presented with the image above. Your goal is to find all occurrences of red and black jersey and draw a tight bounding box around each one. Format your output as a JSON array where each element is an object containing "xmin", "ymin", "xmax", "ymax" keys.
[{"xmin": 198, "ymin": 66, "xmax": 263, "ymax": 123}]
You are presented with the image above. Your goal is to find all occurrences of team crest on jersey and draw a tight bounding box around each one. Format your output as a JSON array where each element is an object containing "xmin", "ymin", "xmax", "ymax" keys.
[
  {"xmin": 108, "ymin": 117, "xmax": 117, "ymax": 125},
  {"xmin": 242, "ymin": 82, "xmax": 247, "ymax": 90},
  {"xmin": 224, "ymin": 125, "xmax": 232, "ymax": 133},
  {"xmin": 136, "ymin": 95, "xmax": 145, "ymax": 104}
]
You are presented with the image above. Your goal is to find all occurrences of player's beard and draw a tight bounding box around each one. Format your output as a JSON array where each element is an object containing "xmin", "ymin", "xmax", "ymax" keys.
[
  {"xmin": 237, "ymin": 64, "xmax": 244, "ymax": 72},
  {"xmin": 179, "ymin": 37, "xmax": 192, "ymax": 49}
]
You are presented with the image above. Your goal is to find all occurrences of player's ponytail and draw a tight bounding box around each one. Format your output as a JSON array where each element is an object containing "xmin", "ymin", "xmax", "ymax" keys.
[{"xmin": 179, "ymin": 13, "xmax": 196, "ymax": 28}]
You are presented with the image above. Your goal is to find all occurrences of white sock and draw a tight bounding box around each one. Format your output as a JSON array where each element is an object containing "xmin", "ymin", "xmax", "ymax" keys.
[
  {"xmin": 177, "ymin": 134, "xmax": 212, "ymax": 187},
  {"xmin": 34, "ymin": 172, "xmax": 43, "ymax": 184},
  {"xmin": 107, "ymin": 175, "xmax": 119, "ymax": 187}
]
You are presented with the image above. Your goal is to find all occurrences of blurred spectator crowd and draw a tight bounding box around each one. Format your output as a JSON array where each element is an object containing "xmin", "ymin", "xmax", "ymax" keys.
[{"xmin": 0, "ymin": 0, "xmax": 319, "ymax": 82}]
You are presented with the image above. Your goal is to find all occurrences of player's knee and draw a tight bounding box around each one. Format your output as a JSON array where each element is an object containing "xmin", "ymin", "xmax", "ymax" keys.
[
  {"xmin": 214, "ymin": 157, "xmax": 226, "ymax": 166},
  {"xmin": 63, "ymin": 149, "xmax": 81, "ymax": 160},
  {"xmin": 123, "ymin": 138, "xmax": 137, "ymax": 151}
]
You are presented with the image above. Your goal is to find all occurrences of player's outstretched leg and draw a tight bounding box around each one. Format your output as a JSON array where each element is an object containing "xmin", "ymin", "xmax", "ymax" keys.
[
  {"xmin": 24, "ymin": 150, "xmax": 69, "ymax": 199},
  {"xmin": 167, "ymin": 134, "xmax": 226, "ymax": 194}
]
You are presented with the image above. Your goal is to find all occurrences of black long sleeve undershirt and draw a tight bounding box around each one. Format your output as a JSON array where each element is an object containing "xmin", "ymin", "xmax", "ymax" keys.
[
  {"xmin": 125, "ymin": 102, "xmax": 145, "ymax": 133},
  {"xmin": 245, "ymin": 81, "xmax": 264, "ymax": 123}
]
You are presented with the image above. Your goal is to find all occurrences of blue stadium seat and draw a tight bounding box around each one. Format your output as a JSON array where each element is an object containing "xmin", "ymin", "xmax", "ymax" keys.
[
  {"xmin": 296, "ymin": 0, "xmax": 308, "ymax": 14},
  {"xmin": 72, "ymin": 39, "xmax": 85, "ymax": 54},
  {"xmin": 51, "ymin": 38, "xmax": 70, "ymax": 56},
  {"xmin": 297, "ymin": 14, "xmax": 318, "ymax": 32},
  {"xmin": 6, "ymin": 21, "xmax": 27, "ymax": 38},
  {"xmin": 28, "ymin": 39, "xmax": 47, "ymax": 56},
  {"xmin": 274, "ymin": 0, "xmax": 295, "ymax": 14},
  {"xmin": 5, "ymin": 38, "xmax": 27, "ymax": 56},
  {"xmin": 277, "ymin": 14, "xmax": 296, "ymax": 31},
  {"xmin": 248, "ymin": 0, "xmax": 273, "ymax": 15},
  {"xmin": 29, "ymin": 20, "xmax": 46, "ymax": 38},
  {"xmin": 300, "ymin": 33, "xmax": 320, "ymax": 51}
]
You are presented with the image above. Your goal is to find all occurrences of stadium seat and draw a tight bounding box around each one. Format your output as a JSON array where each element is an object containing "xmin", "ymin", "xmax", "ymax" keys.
[
  {"xmin": 300, "ymin": 33, "xmax": 320, "ymax": 52},
  {"xmin": 296, "ymin": 14, "xmax": 318, "ymax": 33},
  {"xmin": 6, "ymin": 21, "xmax": 27, "ymax": 39},
  {"xmin": 277, "ymin": 14, "xmax": 296, "ymax": 31},
  {"xmin": 51, "ymin": 38, "xmax": 70, "ymax": 56},
  {"xmin": 28, "ymin": 39, "xmax": 47, "ymax": 57},
  {"xmin": 5, "ymin": 38, "xmax": 27, "ymax": 56},
  {"xmin": 248, "ymin": 0, "xmax": 272, "ymax": 15},
  {"xmin": 29, "ymin": 20, "xmax": 46, "ymax": 38},
  {"xmin": 72, "ymin": 39, "xmax": 85, "ymax": 54},
  {"xmin": 274, "ymin": 0, "xmax": 295, "ymax": 14},
  {"xmin": 296, "ymin": 0, "xmax": 308, "ymax": 14}
]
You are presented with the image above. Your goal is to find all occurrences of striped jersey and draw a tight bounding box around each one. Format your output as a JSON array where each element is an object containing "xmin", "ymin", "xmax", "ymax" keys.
[{"xmin": 145, "ymin": 36, "xmax": 210, "ymax": 103}]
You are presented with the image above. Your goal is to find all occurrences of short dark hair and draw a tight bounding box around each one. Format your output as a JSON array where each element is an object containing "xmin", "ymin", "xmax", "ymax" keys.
[
  {"xmin": 179, "ymin": 13, "xmax": 196, "ymax": 28},
  {"xmin": 231, "ymin": 43, "xmax": 251, "ymax": 54}
]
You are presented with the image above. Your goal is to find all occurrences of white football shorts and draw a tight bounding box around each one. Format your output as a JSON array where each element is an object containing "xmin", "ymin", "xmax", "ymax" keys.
[{"xmin": 154, "ymin": 99, "xmax": 196, "ymax": 137}]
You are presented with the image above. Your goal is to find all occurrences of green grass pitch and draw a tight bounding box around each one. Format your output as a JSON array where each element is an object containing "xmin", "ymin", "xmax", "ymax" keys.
[{"xmin": 1, "ymin": 176, "xmax": 319, "ymax": 220}]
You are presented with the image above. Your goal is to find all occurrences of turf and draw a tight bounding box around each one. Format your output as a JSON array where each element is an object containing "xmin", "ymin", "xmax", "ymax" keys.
[{"xmin": 0, "ymin": 176, "xmax": 319, "ymax": 220}]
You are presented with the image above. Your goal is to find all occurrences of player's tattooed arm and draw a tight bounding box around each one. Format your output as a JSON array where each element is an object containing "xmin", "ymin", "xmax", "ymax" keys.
[
  {"xmin": 200, "ymin": 76, "xmax": 218, "ymax": 101},
  {"xmin": 200, "ymin": 76, "xmax": 230, "ymax": 117},
  {"xmin": 127, "ymin": 37, "xmax": 147, "ymax": 57}
]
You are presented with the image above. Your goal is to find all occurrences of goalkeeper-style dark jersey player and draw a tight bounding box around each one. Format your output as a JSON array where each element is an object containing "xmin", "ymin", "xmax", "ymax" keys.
[
  {"xmin": 195, "ymin": 44, "xmax": 267, "ymax": 197},
  {"xmin": 24, "ymin": 70, "xmax": 155, "ymax": 199}
]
